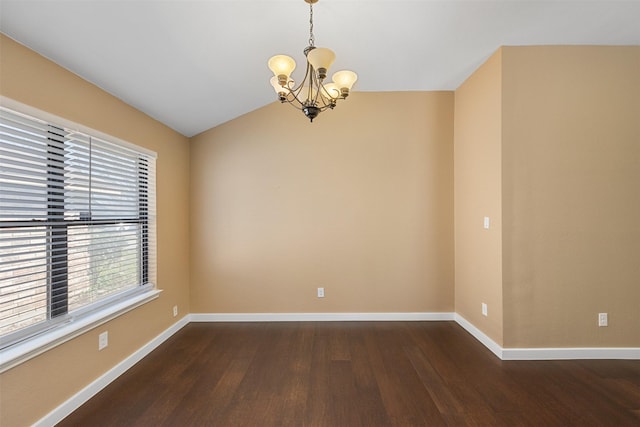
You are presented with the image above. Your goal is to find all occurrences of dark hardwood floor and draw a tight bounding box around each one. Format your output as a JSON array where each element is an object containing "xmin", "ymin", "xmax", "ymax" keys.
[{"xmin": 58, "ymin": 321, "xmax": 640, "ymax": 426}]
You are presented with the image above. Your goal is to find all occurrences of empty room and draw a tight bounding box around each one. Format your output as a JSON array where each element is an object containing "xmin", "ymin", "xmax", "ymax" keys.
[{"xmin": 0, "ymin": 1, "xmax": 639, "ymax": 426}]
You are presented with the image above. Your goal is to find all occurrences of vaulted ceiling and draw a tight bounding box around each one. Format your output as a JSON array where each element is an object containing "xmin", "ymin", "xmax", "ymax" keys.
[{"xmin": 1, "ymin": 1, "xmax": 639, "ymax": 137}]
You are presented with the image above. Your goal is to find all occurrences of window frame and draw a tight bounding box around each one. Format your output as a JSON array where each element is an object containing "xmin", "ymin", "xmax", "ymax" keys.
[{"xmin": 0, "ymin": 97, "xmax": 160, "ymax": 373}]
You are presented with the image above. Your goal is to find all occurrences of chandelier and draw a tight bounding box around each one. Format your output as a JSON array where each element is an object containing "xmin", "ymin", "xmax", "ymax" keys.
[{"xmin": 267, "ymin": 0, "xmax": 358, "ymax": 122}]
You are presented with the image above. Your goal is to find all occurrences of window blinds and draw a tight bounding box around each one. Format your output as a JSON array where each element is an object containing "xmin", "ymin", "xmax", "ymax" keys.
[{"xmin": 0, "ymin": 106, "xmax": 156, "ymax": 345}]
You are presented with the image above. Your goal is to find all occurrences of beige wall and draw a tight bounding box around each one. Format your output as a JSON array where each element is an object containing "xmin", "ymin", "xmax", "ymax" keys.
[
  {"xmin": 190, "ymin": 92, "xmax": 455, "ymax": 314},
  {"xmin": 501, "ymin": 46, "xmax": 640, "ymax": 347},
  {"xmin": 455, "ymin": 45, "xmax": 639, "ymax": 348},
  {"xmin": 0, "ymin": 35, "xmax": 191, "ymax": 426},
  {"xmin": 454, "ymin": 49, "xmax": 504, "ymax": 345}
]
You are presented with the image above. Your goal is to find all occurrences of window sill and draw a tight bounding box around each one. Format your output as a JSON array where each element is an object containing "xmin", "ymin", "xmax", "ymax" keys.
[{"xmin": 0, "ymin": 289, "xmax": 162, "ymax": 373}]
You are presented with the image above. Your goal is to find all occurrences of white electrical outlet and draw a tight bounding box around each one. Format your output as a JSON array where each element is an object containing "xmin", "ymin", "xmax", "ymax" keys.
[
  {"xmin": 98, "ymin": 331, "xmax": 108, "ymax": 350},
  {"xmin": 598, "ymin": 313, "xmax": 608, "ymax": 327},
  {"xmin": 482, "ymin": 303, "xmax": 488, "ymax": 316},
  {"xmin": 317, "ymin": 287, "xmax": 325, "ymax": 298},
  {"xmin": 173, "ymin": 305, "xmax": 178, "ymax": 317},
  {"xmin": 483, "ymin": 216, "xmax": 490, "ymax": 229}
]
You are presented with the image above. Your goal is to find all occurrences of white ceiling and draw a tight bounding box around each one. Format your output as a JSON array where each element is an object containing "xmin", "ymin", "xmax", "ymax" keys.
[{"xmin": 1, "ymin": 1, "xmax": 639, "ymax": 137}]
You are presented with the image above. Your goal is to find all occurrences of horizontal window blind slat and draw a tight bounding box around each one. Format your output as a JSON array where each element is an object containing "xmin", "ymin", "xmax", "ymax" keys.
[
  {"xmin": 0, "ymin": 220, "xmax": 145, "ymax": 229},
  {"xmin": 0, "ymin": 146, "xmax": 65, "ymax": 165},
  {"xmin": 0, "ymin": 290, "xmax": 47, "ymax": 308},
  {"xmin": 0, "ymin": 302, "xmax": 47, "ymax": 319},
  {"xmin": 0, "ymin": 130, "xmax": 65, "ymax": 147},
  {"xmin": 0, "ymin": 175, "xmax": 53, "ymax": 190},
  {"xmin": 0, "ymin": 127, "xmax": 64, "ymax": 149},
  {"xmin": 0, "ymin": 272, "xmax": 47, "ymax": 289},
  {"xmin": 0, "ymin": 109, "xmax": 50, "ymax": 131},
  {"xmin": 0, "ymin": 230, "xmax": 140, "ymax": 254},
  {"xmin": 0, "ymin": 207, "xmax": 66, "ymax": 214},
  {"xmin": 0, "ymin": 186, "xmax": 52, "ymax": 199},
  {"xmin": 0, "ymin": 289, "xmax": 47, "ymax": 309},
  {"xmin": 0, "ymin": 196, "xmax": 50, "ymax": 206},
  {"xmin": 0, "ymin": 291, "xmax": 48, "ymax": 309},
  {"xmin": 0, "ymin": 164, "xmax": 68, "ymax": 180},
  {"xmin": 0, "ymin": 294, "xmax": 48, "ymax": 310}
]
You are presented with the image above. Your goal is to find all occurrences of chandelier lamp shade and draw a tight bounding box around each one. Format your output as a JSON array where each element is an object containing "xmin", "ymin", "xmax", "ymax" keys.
[{"xmin": 267, "ymin": 0, "xmax": 358, "ymax": 122}]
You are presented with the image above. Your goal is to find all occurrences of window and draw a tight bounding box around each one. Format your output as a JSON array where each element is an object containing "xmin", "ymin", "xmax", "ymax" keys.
[{"xmin": 0, "ymin": 104, "xmax": 157, "ymax": 355}]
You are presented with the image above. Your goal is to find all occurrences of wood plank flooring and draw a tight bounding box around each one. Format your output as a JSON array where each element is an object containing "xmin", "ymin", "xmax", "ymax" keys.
[{"xmin": 58, "ymin": 321, "xmax": 640, "ymax": 426}]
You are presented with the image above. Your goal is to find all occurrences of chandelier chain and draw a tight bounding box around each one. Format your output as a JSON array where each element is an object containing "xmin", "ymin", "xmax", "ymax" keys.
[{"xmin": 308, "ymin": 2, "xmax": 315, "ymax": 47}]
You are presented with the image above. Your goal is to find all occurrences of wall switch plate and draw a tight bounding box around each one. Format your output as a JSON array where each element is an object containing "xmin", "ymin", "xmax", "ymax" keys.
[
  {"xmin": 173, "ymin": 305, "xmax": 178, "ymax": 317},
  {"xmin": 483, "ymin": 216, "xmax": 490, "ymax": 229},
  {"xmin": 98, "ymin": 331, "xmax": 108, "ymax": 350},
  {"xmin": 598, "ymin": 313, "xmax": 608, "ymax": 327},
  {"xmin": 317, "ymin": 287, "xmax": 325, "ymax": 298},
  {"xmin": 482, "ymin": 303, "xmax": 488, "ymax": 316}
]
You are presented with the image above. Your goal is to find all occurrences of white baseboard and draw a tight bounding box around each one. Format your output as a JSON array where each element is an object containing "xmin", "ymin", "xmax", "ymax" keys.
[
  {"xmin": 454, "ymin": 313, "xmax": 640, "ymax": 360},
  {"xmin": 190, "ymin": 312, "xmax": 456, "ymax": 322},
  {"xmin": 501, "ymin": 346, "xmax": 640, "ymax": 360},
  {"xmin": 454, "ymin": 313, "xmax": 504, "ymax": 358},
  {"xmin": 35, "ymin": 315, "xmax": 190, "ymax": 427}
]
